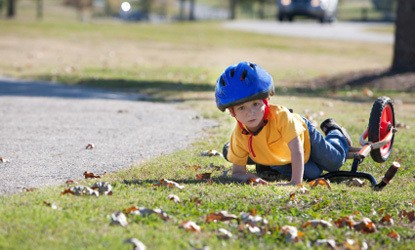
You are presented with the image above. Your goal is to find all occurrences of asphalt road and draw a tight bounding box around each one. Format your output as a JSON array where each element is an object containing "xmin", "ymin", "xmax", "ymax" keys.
[
  {"xmin": 0, "ymin": 77, "xmax": 216, "ymax": 195},
  {"xmin": 224, "ymin": 20, "xmax": 393, "ymax": 44}
]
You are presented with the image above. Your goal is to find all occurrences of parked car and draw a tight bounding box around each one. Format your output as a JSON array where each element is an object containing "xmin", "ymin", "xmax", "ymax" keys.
[
  {"xmin": 119, "ymin": 1, "xmax": 149, "ymax": 21},
  {"xmin": 276, "ymin": 0, "xmax": 338, "ymax": 23}
]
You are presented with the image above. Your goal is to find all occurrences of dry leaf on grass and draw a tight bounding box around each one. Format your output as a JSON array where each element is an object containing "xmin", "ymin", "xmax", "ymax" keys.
[
  {"xmin": 280, "ymin": 225, "xmax": 302, "ymax": 242},
  {"xmin": 83, "ymin": 171, "xmax": 101, "ymax": 179},
  {"xmin": 65, "ymin": 179, "xmax": 77, "ymax": 185},
  {"xmin": 91, "ymin": 182, "xmax": 113, "ymax": 195},
  {"xmin": 345, "ymin": 178, "xmax": 365, "ymax": 187},
  {"xmin": 43, "ymin": 201, "xmax": 58, "ymax": 210},
  {"xmin": 387, "ymin": 230, "xmax": 400, "ymax": 241},
  {"xmin": 196, "ymin": 173, "xmax": 212, "ymax": 181},
  {"xmin": 124, "ymin": 205, "xmax": 170, "ymax": 221},
  {"xmin": 168, "ymin": 194, "xmax": 181, "ymax": 204},
  {"xmin": 379, "ymin": 213, "xmax": 394, "ymax": 225},
  {"xmin": 308, "ymin": 178, "xmax": 332, "ymax": 190},
  {"xmin": 124, "ymin": 238, "xmax": 146, "ymax": 250},
  {"xmin": 206, "ymin": 211, "xmax": 238, "ymax": 223},
  {"xmin": 154, "ymin": 179, "xmax": 184, "ymax": 189},
  {"xmin": 179, "ymin": 220, "xmax": 201, "ymax": 232},
  {"xmin": 201, "ymin": 149, "xmax": 223, "ymax": 157},
  {"xmin": 0, "ymin": 157, "xmax": 10, "ymax": 163},
  {"xmin": 399, "ymin": 210, "xmax": 415, "ymax": 222},
  {"xmin": 315, "ymin": 239, "xmax": 336, "ymax": 249},
  {"xmin": 61, "ymin": 186, "xmax": 99, "ymax": 196},
  {"xmin": 85, "ymin": 143, "xmax": 95, "ymax": 149},
  {"xmin": 302, "ymin": 219, "xmax": 332, "ymax": 228},
  {"xmin": 22, "ymin": 187, "xmax": 37, "ymax": 192},
  {"xmin": 111, "ymin": 211, "xmax": 128, "ymax": 227},
  {"xmin": 217, "ymin": 228, "xmax": 233, "ymax": 239}
]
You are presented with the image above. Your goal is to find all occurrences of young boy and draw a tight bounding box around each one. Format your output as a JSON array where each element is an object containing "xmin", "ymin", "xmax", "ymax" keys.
[{"xmin": 215, "ymin": 61, "xmax": 352, "ymax": 185}]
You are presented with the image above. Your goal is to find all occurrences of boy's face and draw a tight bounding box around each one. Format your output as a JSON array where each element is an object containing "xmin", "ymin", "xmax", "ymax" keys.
[{"xmin": 232, "ymin": 99, "xmax": 266, "ymax": 132}]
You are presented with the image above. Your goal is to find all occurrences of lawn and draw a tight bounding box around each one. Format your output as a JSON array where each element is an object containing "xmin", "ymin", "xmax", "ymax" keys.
[{"xmin": 1, "ymin": 2, "xmax": 415, "ymax": 250}]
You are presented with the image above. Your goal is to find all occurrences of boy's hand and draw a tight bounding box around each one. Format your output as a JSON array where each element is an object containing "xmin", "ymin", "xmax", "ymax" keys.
[{"xmin": 247, "ymin": 177, "xmax": 268, "ymax": 185}]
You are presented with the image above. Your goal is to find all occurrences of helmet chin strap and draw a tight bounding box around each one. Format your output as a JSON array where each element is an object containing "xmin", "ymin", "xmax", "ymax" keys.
[{"xmin": 230, "ymin": 99, "xmax": 270, "ymax": 158}]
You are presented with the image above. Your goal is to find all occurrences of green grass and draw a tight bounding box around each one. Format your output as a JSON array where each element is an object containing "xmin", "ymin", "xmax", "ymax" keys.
[{"xmin": 1, "ymin": 2, "xmax": 415, "ymax": 249}]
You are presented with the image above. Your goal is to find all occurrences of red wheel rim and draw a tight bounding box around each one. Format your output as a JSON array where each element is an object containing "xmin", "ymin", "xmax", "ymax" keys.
[{"xmin": 379, "ymin": 104, "xmax": 394, "ymax": 156}]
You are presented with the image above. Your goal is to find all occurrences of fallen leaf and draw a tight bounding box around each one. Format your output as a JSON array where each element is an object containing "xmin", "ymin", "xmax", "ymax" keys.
[
  {"xmin": 43, "ymin": 201, "xmax": 58, "ymax": 210},
  {"xmin": 83, "ymin": 171, "xmax": 101, "ymax": 179},
  {"xmin": 353, "ymin": 217, "xmax": 377, "ymax": 233},
  {"xmin": 111, "ymin": 211, "xmax": 128, "ymax": 227},
  {"xmin": 387, "ymin": 230, "xmax": 400, "ymax": 241},
  {"xmin": 0, "ymin": 157, "xmax": 10, "ymax": 163},
  {"xmin": 217, "ymin": 228, "xmax": 233, "ymax": 239},
  {"xmin": 91, "ymin": 182, "xmax": 113, "ymax": 195},
  {"xmin": 124, "ymin": 238, "xmax": 146, "ymax": 250},
  {"xmin": 315, "ymin": 239, "xmax": 336, "ymax": 249},
  {"xmin": 379, "ymin": 213, "xmax": 394, "ymax": 225},
  {"xmin": 186, "ymin": 165, "xmax": 202, "ymax": 171},
  {"xmin": 363, "ymin": 88, "xmax": 374, "ymax": 97},
  {"xmin": 399, "ymin": 210, "xmax": 415, "ymax": 222},
  {"xmin": 126, "ymin": 206, "xmax": 170, "ymax": 221},
  {"xmin": 201, "ymin": 149, "xmax": 223, "ymax": 157},
  {"xmin": 179, "ymin": 220, "xmax": 201, "ymax": 232},
  {"xmin": 308, "ymin": 178, "xmax": 332, "ymax": 190},
  {"xmin": 85, "ymin": 143, "xmax": 95, "ymax": 149},
  {"xmin": 154, "ymin": 179, "xmax": 184, "ymax": 189},
  {"xmin": 302, "ymin": 219, "xmax": 332, "ymax": 228},
  {"xmin": 62, "ymin": 186, "xmax": 99, "ymax": 196},
  {"xmin": 65, "ymin": 179, "xmax": 77, "ymax": 185},
  {"xmin": 168, "ymin": 194, "xmax": 181, "ymax": 204},
  {"xmin": 22, "ymin": 187, "xmax": 37, "ymax": 192},
  {"xmin": 280, "ymin": 225, "xmax": 300, "ymax": 242},
  {"xmin": 206, "ymin": 211, "xmax": 238, "ymax": 223},
  {"xmin": 196, "ymin": 172, "xmax": 212, "ymax": 181},
  {"xmin": 334, "ymin": 216, "xmax": 355, "ymax": 229},
  {"xmin": 345, "ymin": 178, "xmax": 365, "ymax": 187}
]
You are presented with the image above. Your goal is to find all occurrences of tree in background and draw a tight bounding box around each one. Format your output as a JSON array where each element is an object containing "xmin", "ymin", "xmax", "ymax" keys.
[
  {"xmin": 372, "ymin": 0, "xmax": 395, "ymax": 20},
  {"xmin": 391, "ymin": 0, "xmax": 415, "ymax": 72},
  {"xmin": 6, "ymin": 0, "xmax": 15, "ymax": 17}
]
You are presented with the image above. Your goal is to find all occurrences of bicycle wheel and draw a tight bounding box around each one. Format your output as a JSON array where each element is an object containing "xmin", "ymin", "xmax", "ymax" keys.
[{"xmin": 368, "ymin": 96, "xmax": 395, "ymax": 163}]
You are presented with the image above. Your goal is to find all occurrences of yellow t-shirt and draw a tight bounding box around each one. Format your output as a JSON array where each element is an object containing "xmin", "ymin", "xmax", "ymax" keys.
[{"xmin": 227, "ymin": 104, "xmax": 311, "ymax": 166}]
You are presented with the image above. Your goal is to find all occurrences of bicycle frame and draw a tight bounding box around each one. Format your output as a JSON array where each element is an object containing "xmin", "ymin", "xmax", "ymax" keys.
[{"xmin": 321, "ymin": 126, "xmax": 398, "ymax": 190}]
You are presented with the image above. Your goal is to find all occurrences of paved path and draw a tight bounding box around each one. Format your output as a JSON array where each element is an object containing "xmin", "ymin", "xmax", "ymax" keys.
[
  {"xmin": 224, "ymin": 20, "xmax": 393, "ymax": 44},
  {"xmin": 0, "ymin": 78, "xmax": 215, "ymax": 195}
]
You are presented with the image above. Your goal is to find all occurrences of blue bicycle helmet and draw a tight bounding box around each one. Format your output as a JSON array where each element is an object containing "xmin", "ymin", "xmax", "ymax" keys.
[{"xmin": 215, "ymin": 62, "xmax": 275, "ymax": 112}]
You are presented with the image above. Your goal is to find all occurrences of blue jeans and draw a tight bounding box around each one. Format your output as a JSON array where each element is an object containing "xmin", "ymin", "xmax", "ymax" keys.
[{"xmin": 271, "ymin": 119, "xmax": 349, "ymax": 180}]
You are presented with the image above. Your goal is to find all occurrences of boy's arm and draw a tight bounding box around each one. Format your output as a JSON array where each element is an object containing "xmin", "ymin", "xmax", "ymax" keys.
[
  {"xmin": 232, "ymin": 164, "xmax": 268, "ymax": 184},
  {"xmin": 288, "ymin": 136, "xmax": 304, "ymax": 185}
]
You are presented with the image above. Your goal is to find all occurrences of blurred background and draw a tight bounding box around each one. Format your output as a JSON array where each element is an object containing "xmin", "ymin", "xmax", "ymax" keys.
[{"xmin": 0, "ymin": 0, "xmax": 396, "ymax": 23}]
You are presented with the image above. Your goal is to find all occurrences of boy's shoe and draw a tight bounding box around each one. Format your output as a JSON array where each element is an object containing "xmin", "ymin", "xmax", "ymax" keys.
[{"xmin": 320, "ymin": 118, "xmax": 353, "ymax": 146}]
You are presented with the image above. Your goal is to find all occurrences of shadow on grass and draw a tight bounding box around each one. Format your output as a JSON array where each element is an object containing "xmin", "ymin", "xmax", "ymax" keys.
[
  {"xmin": 76, "ymin": 78, "xmax": 215, "ymax": 103},
  {"xmin": 122, "ymin": 177, "xmax": 236, "ymax": 186}
]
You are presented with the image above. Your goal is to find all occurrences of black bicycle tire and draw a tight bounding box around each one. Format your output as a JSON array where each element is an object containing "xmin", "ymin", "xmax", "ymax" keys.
[{"xmin": 368, "ymin": 96, "xmax": 395, "ymax": 163}]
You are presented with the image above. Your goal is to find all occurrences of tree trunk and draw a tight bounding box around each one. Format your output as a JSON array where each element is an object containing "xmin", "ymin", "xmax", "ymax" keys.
[
  {"xmin": 7, "ymin": 0, "xmax": 15, "ymax": 18},
  {"xmin": 229, "ymin": 0, "xmax": 237, "ymax": 20},
  {"xmin": 36, "ymin": 0, "xmax": 43, "ymax": 20},
  {"xmin": 179, "ymin": 0, "xmax": 185, "ymax": 20},
  {"xmin": 391, "ymin": 0, "xmax": 415, "ymax": 72},
  {"xmin": 189, "ymin": 0, "xmax": 195, "ymax": 20}
]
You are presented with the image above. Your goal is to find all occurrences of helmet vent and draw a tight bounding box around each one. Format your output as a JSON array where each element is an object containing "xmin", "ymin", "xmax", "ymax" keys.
[
  {"xmin": 249, "ymin": 63, "xmax": 255, "ymax": 69},
  {"xmin": 220, "ymin": 77, "xmax": 226, "ymax": 86},
  {"xmin": 230, "ymin": 69, "xmax": 235, "ymax": 77},
  {"xmin": 240, "ymin": 70, "xmax": 247, "ymax": 81}
]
